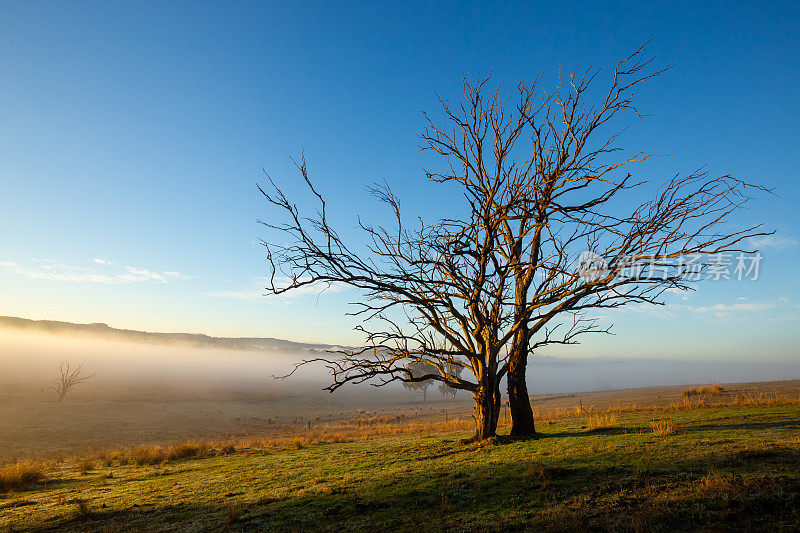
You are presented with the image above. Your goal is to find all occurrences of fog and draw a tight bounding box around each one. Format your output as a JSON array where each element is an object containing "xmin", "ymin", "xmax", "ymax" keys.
[
  {"xmin": 2, "ymin": 328, "xmax": 799, "ymax": 397},
  {"xmin": 2, "ymin": 326, "xmax": 798, "ymax": 459},
  {"xmin": 0, "ymin": 328, "xmax": 335, "ymax": 398},
  {"xmin": 528, "ymin": 355, "xmax": 800, "ymax": 394}
]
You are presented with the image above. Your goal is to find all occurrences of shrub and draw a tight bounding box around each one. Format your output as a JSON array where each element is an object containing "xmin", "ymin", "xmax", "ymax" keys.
[
  {"xmin": 684, "ymin": 384, "xmax": 724, "ymax": 398},
  {"xmin": 698, "ymin": 384, "xmax": 724, "ymax": 396}
]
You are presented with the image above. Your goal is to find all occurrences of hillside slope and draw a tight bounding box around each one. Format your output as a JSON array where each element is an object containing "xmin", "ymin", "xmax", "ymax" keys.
[{"xmin": 0, "ymin": 315, "xmax": 343, "ymax": 352}]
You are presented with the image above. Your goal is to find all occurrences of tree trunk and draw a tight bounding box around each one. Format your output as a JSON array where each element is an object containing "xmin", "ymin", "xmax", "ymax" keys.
[
  {"xmin": 470, "ymin": 385, "xmax": 501, "ymax": 441},
  {"xmin": 508, "ymin": 350, "xmax": 536, "ymax": 436},
  {"xmin": 508, "ymin": 278, "xmax": 536, "ymax": 436}
]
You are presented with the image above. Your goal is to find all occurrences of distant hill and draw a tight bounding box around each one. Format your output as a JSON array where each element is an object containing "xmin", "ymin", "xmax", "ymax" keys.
[{"xmin": 0, "ymin": 316, "xmax": 345, "ymax": 353}]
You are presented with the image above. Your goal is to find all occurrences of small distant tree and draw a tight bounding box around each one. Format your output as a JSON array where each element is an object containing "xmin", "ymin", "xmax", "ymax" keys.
[
  {"xmin": 438, "ymin": 363, "xmax": 463, "ymax": 401},
  {"xmin": 402, "ymin": 360, "xmax": 437, "ymax": 403},
  {"xmin": 50, "ymin": 361, "xmax": 94, "ymax": 401}
]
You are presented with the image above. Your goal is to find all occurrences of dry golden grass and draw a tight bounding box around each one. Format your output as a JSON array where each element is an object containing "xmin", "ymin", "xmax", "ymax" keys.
[
  {"xmin": 649, "ymin": 418, "xmax": 677, "ymax": 436},
  {"xmin": 586, "ymin": 413, "xmax": 617, "ymax": 431},
  {"xmin": 4, "ymin": 389, "xmax": 799, "ymax": 476},
  {"xmin": 132, "ymin": 446, "xmax": 167, "ymax": 466},
  {"xmin": 81, "ymin": 441, "xmax": 211, "ymax": 467},
  {"xmin": 192, "ymin": 418, "xmax": 479, "ymax": 460},
  {"xmin": 77, "ymin": 457, "xmax": 95, "ymax": 475},
  {"xmin": 347, "ymin": 413, "xmax": 407, "ymax": 426},
  {"xmin": 697, "ymin": 471, "xmax": 778, "ymax": 499},
  {"xmin": 128, "ymin": 441, "xmax": 209, "ymax": 465},
  {"xmin": 698, "ymin": 472, "xmax": 745, "ymax": 496},
  {"xmin": 727, "ymin": 392, "xmax": 798, "ymax": 407},
  {"xmin": 535, "ymin": 391, "xmax": 800, "ymax": 424},
  {"xmin": 0, "ymin": 459, "xmax": 46, "ymax": 492}
]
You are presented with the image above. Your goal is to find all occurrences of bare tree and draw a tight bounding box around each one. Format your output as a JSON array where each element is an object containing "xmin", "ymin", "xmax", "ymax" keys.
[
  {"xmin": 438, "ymin": 362, "xmax": 462, "ymax": 401},
  {"xmin": 261, "ymin": 44, "xmax": 767, "ymax": 441},
  {"xmin": 50, "ymin": 361, "xmax": 94, "ymax": 401},
  {"xmin": 402, "ymin": 360, "xmax": 437, "ymax": 403}
]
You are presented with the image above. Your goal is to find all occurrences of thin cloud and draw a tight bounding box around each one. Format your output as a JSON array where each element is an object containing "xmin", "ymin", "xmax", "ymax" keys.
[
  {"xmin": 118, "ymin": 267, "xmax": 190, "ymax": 283},
  {"xmin": 664, "ymin": 287, "xmax": 688, "ymax": 295},
  {"xmin": 689, "ymin": 298, "xmax": 790, "ymax": 319},
  {"xmin": 693, "ymin": 302, "xmax": 777, "ymax": 314},
  {"xmin": 94, "ymin": 258, "xmax": 114, "ymax": 265},
  {"xmin": 617, "ymin": 302, "xmax": 675, "ymax": 318},
  {"xmin": 206, "ymin": 278, "xmax": 346, "ymax": 301},
  {"xmin": 0, "ymin": 259, "xmax": 190, "ymax": 285},
  {"xmin": 746, "ymin": 234, "xmax": 798, "ymax": 250}
]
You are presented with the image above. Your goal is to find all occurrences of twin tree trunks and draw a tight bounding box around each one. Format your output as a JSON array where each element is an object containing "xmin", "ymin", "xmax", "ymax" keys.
[{"xmin": 470, "ymin": 358, "xmax": 535, "ymax": 441}]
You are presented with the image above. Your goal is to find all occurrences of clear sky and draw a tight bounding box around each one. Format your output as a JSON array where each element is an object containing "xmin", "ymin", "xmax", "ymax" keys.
[{"xmin": 1, "ymin": 1, "xmax": 798, "ymax": 360}]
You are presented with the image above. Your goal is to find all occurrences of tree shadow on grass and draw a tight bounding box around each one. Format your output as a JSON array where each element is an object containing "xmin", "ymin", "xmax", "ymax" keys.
[
  {"xmin": 0, "ymin": 474, "xmax": 75, "ymax": 499},
  {"xmin": 680, "ymin": 419, "xmax": 800, "ymax": 433},
  {"xmin": 492, "ymin": 426, "xmax": 632, "ymax": 442},
  {"xmin": 502, "ymin": 417, "xmax": 800, "ymax": 442}
]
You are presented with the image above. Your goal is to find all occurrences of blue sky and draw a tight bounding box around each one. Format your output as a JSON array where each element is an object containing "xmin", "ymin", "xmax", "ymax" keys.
[{"xmin": 0, "ymin": 1, "xmax": 798, "ymax": 359}]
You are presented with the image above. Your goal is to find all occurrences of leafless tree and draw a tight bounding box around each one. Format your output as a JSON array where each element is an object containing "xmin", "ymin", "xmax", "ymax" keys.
[
  {"xmin": 402, "ymin": 360, "xmax": 437, "ymax": 403},
  {"xmin": 260, "ymin": 44, "xmax": 767, "ymax": 441},
  {"xmin": 438, "ymin": 362, "xmax": 462, "ymax": 401},
  {"xmin": 50, "ymin": 361, "xmax": 94, "ymax": 401}
]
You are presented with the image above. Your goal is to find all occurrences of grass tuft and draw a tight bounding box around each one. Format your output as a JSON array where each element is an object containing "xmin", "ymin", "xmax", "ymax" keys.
[
  {"xmin": 225, "ymin": 503, "xmax": 243, "ymax": 524},
  {"xmin": 649, "ymin": 418, "xmax": 677, "ymax": 435},
  {"xmin": 0, "ymin": 460, "xmax": 47, "ymax": 492},
  {"xmin": 74, "ymin": 498, "xmax": 93, "ymax": 519},
  {"xmin": 78, "ymin": 457, "xmax": 95, "ymax": 475},
  {"xmin": 699, "ymin": 472, "xmax": 736, "ymax": 494},
  {"xmin": 95, "ymin": 441, "xmax": 213, "ymax": 466},
  {"xmin": 586, "ymin": 413, "xmax": 617, "ymax": 431}
]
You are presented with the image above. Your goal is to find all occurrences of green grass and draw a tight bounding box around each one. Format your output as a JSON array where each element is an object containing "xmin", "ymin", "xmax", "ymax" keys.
[{"xmin": 2, "ymin": 406, "xmax": 799, "ymax": 531}]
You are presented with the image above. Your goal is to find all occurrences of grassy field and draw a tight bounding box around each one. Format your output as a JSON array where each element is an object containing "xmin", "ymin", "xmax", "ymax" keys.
[{"xmin": 2, "ymin": 402, "xmax": 800, "ymax": 531}]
